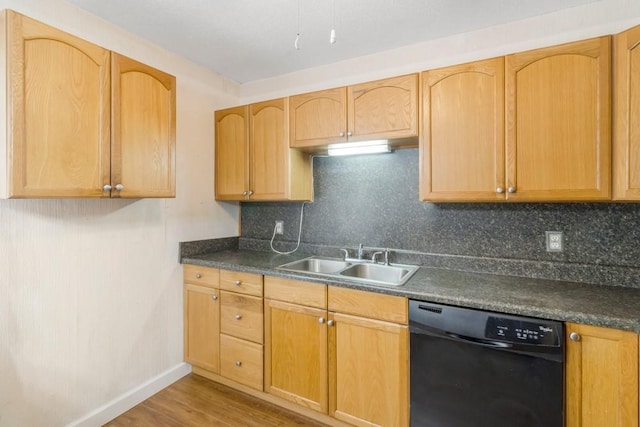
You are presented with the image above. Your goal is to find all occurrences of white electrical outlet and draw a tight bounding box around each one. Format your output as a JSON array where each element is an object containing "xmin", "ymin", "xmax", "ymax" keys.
[
  {"xmin": 545, "ymin": 231, "xmax": 563, "ymax": 252},
  {"xmin": 275, "ymin": 220, "xmax": 284, "ymax": 235}
]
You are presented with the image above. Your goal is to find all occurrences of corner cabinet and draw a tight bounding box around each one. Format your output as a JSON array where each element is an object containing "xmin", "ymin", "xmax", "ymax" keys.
[
  {"xmin": 214, "ymin": 99, "xmax": 313, "ymax": 201},
  {"xmin": 289, "ymin": 74, "xmax": 419, "ymax": 149},
  {"xmin": 613, "ymin": 25, "xmax": 640, "ymax": 201},
  {"xmin": 505, "ymin": 37, "xmax": 611, "ymax": 201},
  {"xmin": 420, "ymin": 57, "xmax": 505, "ymax": 202},
  {"xmin": 565, "ymin": 323, "xmax": 638, "ymax": 427},
  {"xmin": 0, "ymin": 10, "xmax": 176, "ymax": 199}
]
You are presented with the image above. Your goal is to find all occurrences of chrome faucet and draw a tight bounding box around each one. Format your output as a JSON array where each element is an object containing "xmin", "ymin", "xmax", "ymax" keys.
[
  {"xmin": 371, "ymin": 251, "xmax": 384, "ymax": 263},
  {"xmin": 357, "ymin": 243, "xmax": 365, "ymax": 260},
  {"xmin": 384, "ymin": 248, "xmax": 391, "ymax": 265}
]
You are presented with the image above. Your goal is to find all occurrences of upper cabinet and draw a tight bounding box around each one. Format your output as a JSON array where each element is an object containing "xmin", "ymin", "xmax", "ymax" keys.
[
  {"xmin": 505, "ymin": 37, "xmax": 611, "ymax": 202},
  {"xmin": 0, "ymin": 10, "xmax": 176, "ymax": 198},
  {"xmin": 420, "ymin": 58, "xmax": 505, "ymax": 202},
  {"xmin": 215, "ymin": 99, "xmax": 313, "ymax": 201},
  {"xmin": 289, "ymin": 74, "xmax": 419, "ymax": 149},
  {"xmin": 613, "ymin": 25, "xmax": 640, "ymax": 201}
]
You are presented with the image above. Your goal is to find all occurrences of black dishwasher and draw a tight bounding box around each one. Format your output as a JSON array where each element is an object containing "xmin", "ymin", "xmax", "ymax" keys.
[{"xmin": 409, "ymin": 300, "xmax": 564, "ymax": 427}]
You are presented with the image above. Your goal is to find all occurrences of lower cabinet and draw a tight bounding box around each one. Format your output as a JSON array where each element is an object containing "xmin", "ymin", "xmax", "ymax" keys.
[
  {"xmin": 565, "ymin": 322, "xmax": 639, "ymax": 427},
  {"xmin": 264, "ymin": 276, "xmax": 409, "ymax": 427}
]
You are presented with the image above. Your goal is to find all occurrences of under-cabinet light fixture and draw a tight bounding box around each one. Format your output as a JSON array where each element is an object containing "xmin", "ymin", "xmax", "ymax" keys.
[{"xmin": 327, "ymin": 140, "xmax": 391, "ymax": 156}]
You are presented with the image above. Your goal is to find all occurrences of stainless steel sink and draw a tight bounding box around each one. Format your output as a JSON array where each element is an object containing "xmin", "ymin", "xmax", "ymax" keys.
[{"xmin": 276, "ymin": 256, "xmax": 419, "ymax": 287}]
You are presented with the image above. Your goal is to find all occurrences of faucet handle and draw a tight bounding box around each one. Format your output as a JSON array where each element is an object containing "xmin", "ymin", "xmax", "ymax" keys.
[
  {"xmin": 384, "ymin": 248, "xmax": 391, "ymax": 265},
  {"xmin": 339, "ymin": 248, "xmax": 349, "ymax": 260},
  {"xmin": 357, "ymin": 243, "xmax": 365, "ymax": 259}
]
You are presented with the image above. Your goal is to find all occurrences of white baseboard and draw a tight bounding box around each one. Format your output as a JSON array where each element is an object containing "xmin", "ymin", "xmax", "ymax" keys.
[{"xmin": 67, "ymin": 362, "xmax": 192, "ymax": 427}]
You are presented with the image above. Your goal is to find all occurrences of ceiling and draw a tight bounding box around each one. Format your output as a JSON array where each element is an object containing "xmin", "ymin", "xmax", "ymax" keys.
[{"xmin": 66, "ymin": 0, "xmax": 598, "ymax": 84}]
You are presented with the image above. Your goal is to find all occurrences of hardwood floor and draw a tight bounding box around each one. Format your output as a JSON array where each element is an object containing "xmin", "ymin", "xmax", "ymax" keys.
[{"xmin": 105, "ymin": 374, "xmax": 329, "ymax": 427}]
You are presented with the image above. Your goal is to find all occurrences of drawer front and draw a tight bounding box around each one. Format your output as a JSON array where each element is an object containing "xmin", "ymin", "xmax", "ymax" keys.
[
  {"xmin": 220, "ymin": 334, "xmax": 263, "ymax": 391},
  {"xmin": 183, "ymin": 264, "xmax": 219, "ymax": 288},
  {"xmin": 264, "ymin": 276, "xmax": 327, "ymax": 308},
  {"xmin": 220, "ymin": 270, "xmax": 263, "ymax": 296},
  {"xmin": 220, "ymin": 291, "xmax": 264, "ymax": 343},
  {"xmin": 328, "ymin": 286, "xmax": 408, "ymax": 324}
]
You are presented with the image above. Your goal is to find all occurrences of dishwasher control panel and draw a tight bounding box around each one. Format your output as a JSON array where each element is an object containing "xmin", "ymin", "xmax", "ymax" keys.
[{"xmin": 485, "ymin": 316, "xmax": 561, "ymax": 346}]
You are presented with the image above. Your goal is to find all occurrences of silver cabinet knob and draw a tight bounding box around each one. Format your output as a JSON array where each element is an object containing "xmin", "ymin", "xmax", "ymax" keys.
[
  {"xmin": 339, "ymin": 132, "xmax": 345, "ymax": 137},
  {"xmin": 242, "ymin": 190, "xmax": 248, "ymax": 196},
  {"xmin": 235, "ymin": 314, "xmax": 242, "ymax": 320},
  {"xmin": 569, "ymin": 332, "xmax": 581, "ymax": 342},
  {"xmin": 248, "ymin": 190, "xmax": 254, "ymax": 196},
  {"xmin": 235, "ymin": 280, "xmax": 242, "ymax": 286},
  {"xmin": 327, "ymin": 320, "xmax": 334, "ymax": 326},
  {"xmin": 195, "ymin": 273, "xmax": 202, "ymax": 279},
  {"xmin": 496, "ymin": 187, "xmax": 504, "ymax": 194},
  {"xmin": 103, "ymin": 184, "xmax": 112, "ymax": 191},
  {"xmin": 235, "ymin": 360, "xmax": 242, "ymax": 367},
  {"xmin": 346, "ymin": 131, "xmax": 352, "ymax": 137},
  {"xmin": 318, "ymin": 317, "xmax": 325, "ymax": 324},
  {"xmin": 211, "ymin": 295, "xmax": 218, "ymax": 301},
  {"xmin": 507, "ymin": 186, "xmax": 516, "ymax": 193},
  {"xmin": 114, "ymin": 184, "xmax": 124, "ymax": 191}
]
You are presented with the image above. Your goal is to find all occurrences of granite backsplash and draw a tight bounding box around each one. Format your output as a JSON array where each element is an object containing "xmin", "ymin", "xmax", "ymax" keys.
[{"xmin": 239, "ymin": 148, "xmax": 640, "ymax": 288}]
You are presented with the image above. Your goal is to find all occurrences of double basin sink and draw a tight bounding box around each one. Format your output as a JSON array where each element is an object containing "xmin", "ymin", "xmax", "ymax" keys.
[{"xmin": 276, "ymin": 256, "xmax": 419, "ymax": 287}]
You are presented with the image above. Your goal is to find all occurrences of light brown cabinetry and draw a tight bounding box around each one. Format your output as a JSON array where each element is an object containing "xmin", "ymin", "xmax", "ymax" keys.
[
  {"xmin": 183, "ymin": 265, "xmax": 220, "ymax": 373},
  {"xmin": 1, "ymin": 10, "xmax": 175, "ymax": 199},
  {"xmin": 290, "ymin": 74, "xmax": 418, "ymax": 149},
  {"xmin": 215, "ymin": 99, "xmax": 313, "ymax": 201},
  {"xmin": 420, "ymin": 57, "xmax": 505, "ymax": 201},
  {"xmin": 565, "ymin": 322, "xmax": 638, "ymax": 427},
  {"xmin": 264, "ymin": 276, "xmax": 409, "ymax": 427},
  {"xmin": 505, "ymin": 37, "xmax": 611, "ymax": 201},
  {"xmin": 613, "ymin": 25, "xmax": 640, "ymax": 200}
]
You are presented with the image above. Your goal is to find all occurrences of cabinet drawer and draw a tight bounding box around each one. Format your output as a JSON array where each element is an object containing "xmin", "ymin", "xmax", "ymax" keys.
[
  {"xmin": 328, "ymin": 286, "xmax": 408, "ymax": 324},
  {"xmin": 220, "ymin": 270, "xmax": 263, "ymax": 296},
  {"xmin": 264, "ymin": 276, "xmax": 327, "ymax": 308},
  {"xmin": 220, "ymin": 291, "xmax": 263, "ymax": 343},
  {"xmin": 220, "ymin": 334, "xmax": 263, "ymax": 391},
  {"xmin": 183, "ymin": 264, "xmax": 219, "ymax": 288}
]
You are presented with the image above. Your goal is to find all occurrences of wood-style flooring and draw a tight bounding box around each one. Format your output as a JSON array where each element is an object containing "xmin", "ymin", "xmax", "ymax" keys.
[{"xmin": 104, "ymin": 374, "xmax": 329, "ymax": 427}]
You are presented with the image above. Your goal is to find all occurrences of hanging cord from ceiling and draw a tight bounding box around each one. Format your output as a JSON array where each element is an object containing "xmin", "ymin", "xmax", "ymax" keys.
[
  {"xmin": 270, "ymin": 202, "xmax": 308, "ymax": 255},
  {"xmin": 294, "ymin": 0, "xmax": 301, "ymax": 50},
  {"xmin": 330, "ymin": 0, "xmax": 337, "ymax": 44}
]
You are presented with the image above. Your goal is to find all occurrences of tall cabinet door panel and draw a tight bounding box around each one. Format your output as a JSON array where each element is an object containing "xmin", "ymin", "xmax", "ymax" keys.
[
  {"xmin": 290, "ymin": 87, "xmax": 347, "ymax": 148},
  {"xmin": 613, "ymin": 25, "xmax": 640, "ymax": 200},
  {"xmin": 506, "ymin": 37, "xmax": 611, "ymax": 201},
  {"xmin": 566, "ymin": 323, "xmax": 638, "ymax": 427},
  {"xmin": 264, "ymin": 300, "xmax": 328, "ymax": 413},
  {"xmin": 8, "ymin": 11, "xmax": 110, "ymax": 198},
  {"xmin": 184, "ymin": 284, "xmax": 220, "ymax": 374},
  {"xmin": 215, "ymin": 106, "xmax": 249, "ymax": 200},
  {"xmin": 111, "ymin": 53, "xmax": 176, "ymax": 198},
  {"xmin": 421, "ymin": 58, "xmax": 505, "ymax": 201}
]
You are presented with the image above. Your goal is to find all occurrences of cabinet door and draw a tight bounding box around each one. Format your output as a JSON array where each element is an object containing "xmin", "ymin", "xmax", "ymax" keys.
[
  {"xmin": 329, "ymin": 312, "xmax": 408, "ymax": 427},
  {"xmin": 614, "ymin": 25, "xmax": 640, "ymax": 200},
  {"xmin": 111, "ymin": 53, "xmax": 176, "ymax": 198},
  {"xmin": 566, "ymin": 323, "xmax": 638, "ymax": 427},
  {"xmin": 421, "ymin": 58, "xmax": 505, "ymax": 201},
  {"xmin": 506, "ymin": 37, "xmax": 611, "ymax": 201},
  {"xmin": 264, "ymin": 300, "xmax": 328, "ymax": 413},
  {"xmin": 7, "ymin": 11, "xmax": 110, "ymax": 198},
  {"xmin": 184, "ymin": 284, "xmax": 220, "ymax": 374},
  {"xmin": 348, "ymin": 74, "xmax": 418, "ymax": 142},
  {"xmin": 290, "ymin": 87, "xmax": 347, "ymax": 148},
  {"xmin": 215, "ymin": 106, "xmax": 249, "ymax": 200}
]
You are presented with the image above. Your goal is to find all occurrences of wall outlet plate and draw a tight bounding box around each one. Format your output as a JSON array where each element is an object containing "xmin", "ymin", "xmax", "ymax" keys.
[
  {"xmin": 546, "ymin": 231, "xmax": 563, "ymax": 252},
  {"xmin": 275, "ymin": 220, "xmax": 284, "ymax": 235}
]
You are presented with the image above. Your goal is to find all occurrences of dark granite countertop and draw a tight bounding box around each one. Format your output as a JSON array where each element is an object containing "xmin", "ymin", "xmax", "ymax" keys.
[{"xmin": 182, "ymin": 249, "xmax": 640, "ymax": 333}]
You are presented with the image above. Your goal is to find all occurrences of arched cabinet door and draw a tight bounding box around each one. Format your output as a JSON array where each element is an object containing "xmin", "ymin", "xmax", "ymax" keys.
[
  {"xmin": 290, "ymin": 87, "xmax": 347, "ymax": 148},
  {"xmin": 7, "ymin": 10, "xmax": 111, "ymax": 198},
  {"xmin": 215, "ymin": 106, "xmax": 250, "ymax": 200}
]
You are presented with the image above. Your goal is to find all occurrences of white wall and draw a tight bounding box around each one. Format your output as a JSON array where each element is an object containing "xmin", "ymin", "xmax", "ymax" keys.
[
  {"xmin": 0, "ymin": 0, "xmax": 241, "ymax": 425},
  {"xmin": 240, "ymin": 0, "xmax": 640, "ymax": 103}
]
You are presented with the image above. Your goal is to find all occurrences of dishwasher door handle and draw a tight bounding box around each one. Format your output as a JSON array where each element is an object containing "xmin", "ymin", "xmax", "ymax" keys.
[{"xmin": 445, "ymin": 332, "xmax": 513, "ymax": 349}]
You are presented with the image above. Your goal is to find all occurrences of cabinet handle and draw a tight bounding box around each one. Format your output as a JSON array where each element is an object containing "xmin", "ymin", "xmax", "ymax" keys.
[
  {"xmin": 195, "ymin": 273, "xmax": 202, "ymax": 279},
  {"xmin": 318, "ymin": 317, "xmax": 325, "ymax": 324},
  {"xmin": 248, "ymin": 190, "xmax": 254, "ymax": 196},
  {"xmin": 569, "ymin": 332, "xmax": 581, "ymax": 342},
  {"xmin": 235, "ymin": 314, "xmax": 242, "ymax": 320},
  {"xmin": 115, "ymin": 184, "xmax": 124, "ymax": 191},
  {"xmin": 346, "ymin": 131, "xmax": 352, "ymax": 137},
  {"xmin": 235, "ymin": 280, "xmax": 242, "ymax": 286},
  {"xmin": 327, "ymin": 320, "xmax": 334, "ymax": 326},
  {"xmin": 496, "ymin": 187, "xmax": 504, "ymax": 194},
  {"xmin": 507, "ymin": 186, "xmax": 516, "ymax": 193},
  {"xmin": 103, "ymin": 184, "xmax": 112, "ymax": 191},
  {"xmin": 242, "ymin": 191, "xmax": 248, "ymax": 196},
  {"xmin": 339, "ymin": 132, "xmax": 345, "ymax": 137},
  {"xmin": 235, "ymin": 360, "xmax": 242, "ymax": 367},
  {"xmin": 211, "ymin": 295, "xmax": 218, "ymax": 301}
]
